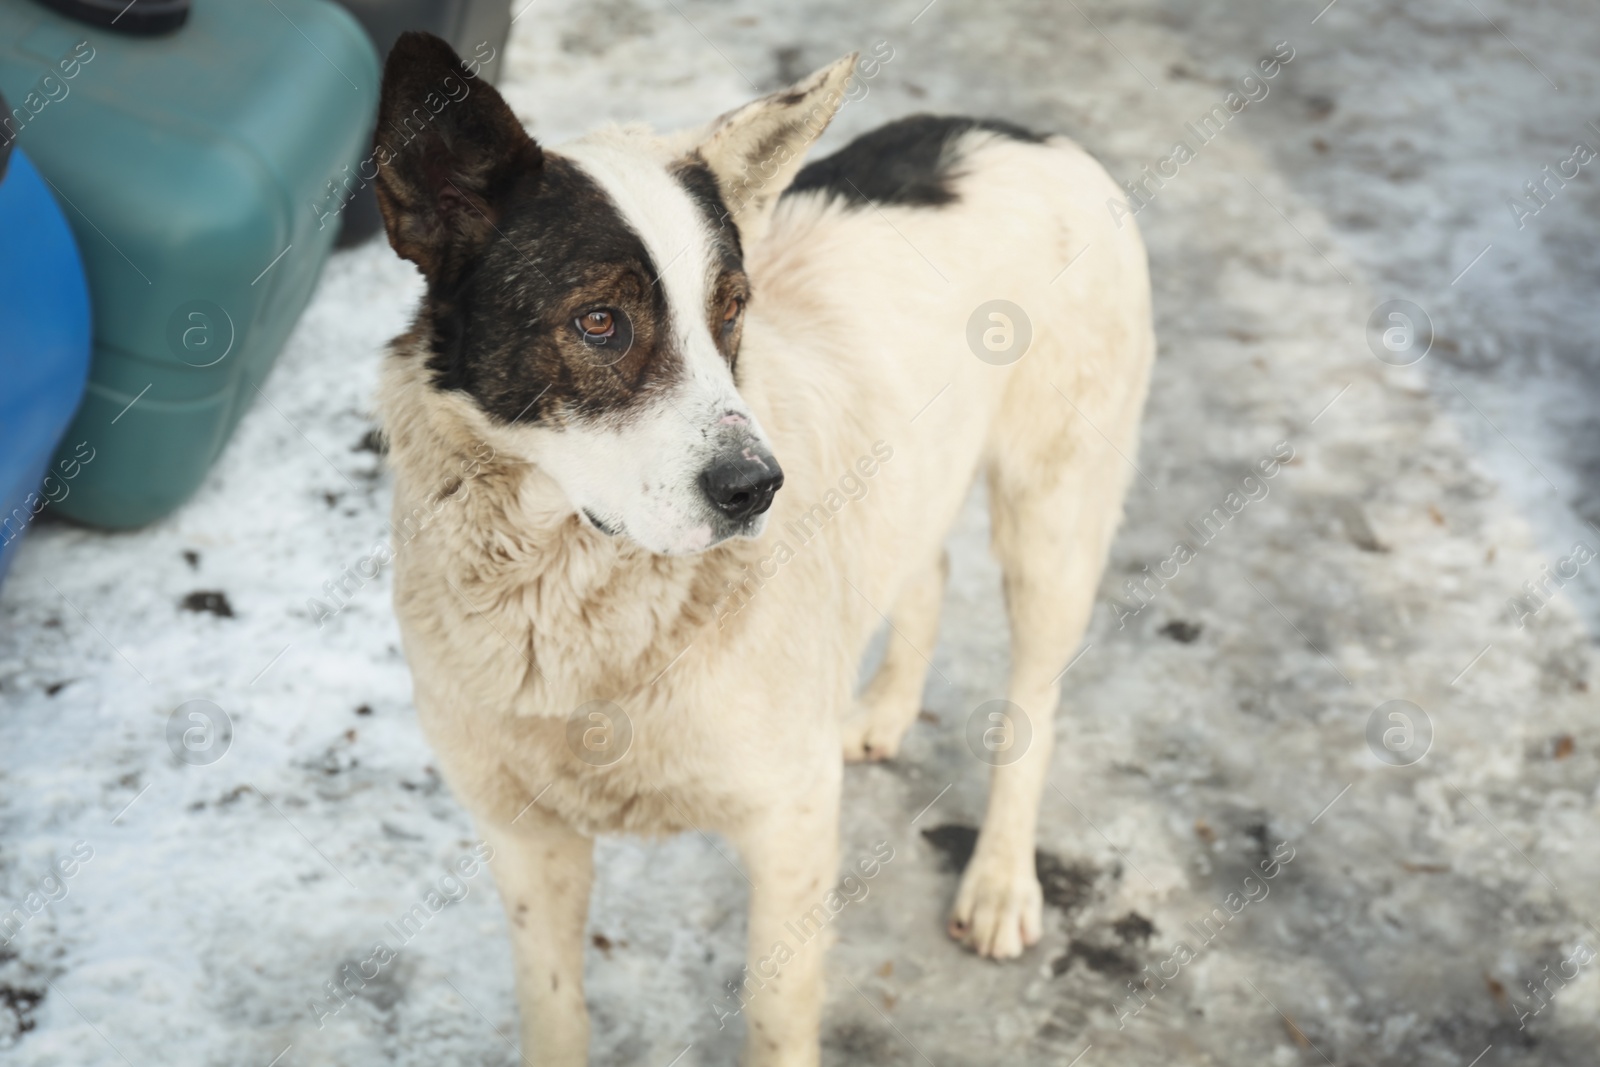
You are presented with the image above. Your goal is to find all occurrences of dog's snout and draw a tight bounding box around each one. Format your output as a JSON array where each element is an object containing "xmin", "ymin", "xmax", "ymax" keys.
[{"xmin": 699, "ymin": 451, "xmax": 783, "ymax": 522}]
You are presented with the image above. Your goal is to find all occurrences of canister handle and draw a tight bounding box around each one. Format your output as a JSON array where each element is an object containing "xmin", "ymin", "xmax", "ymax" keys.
[
  {"xmin": 30, "ymin": 0, "xmax": 190, "ymax": 35},
  {"xmin": 0, "ymin": 91, "xmax": 11, "ymax": 182}
]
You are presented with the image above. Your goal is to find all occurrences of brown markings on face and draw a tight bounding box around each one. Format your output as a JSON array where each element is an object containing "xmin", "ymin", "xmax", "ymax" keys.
[{"xmin": 421, "ymin": 155, "xmax": 685, "ymax": 426}]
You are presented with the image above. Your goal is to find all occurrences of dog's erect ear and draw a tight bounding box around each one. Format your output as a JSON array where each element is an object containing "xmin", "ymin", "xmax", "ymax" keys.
[
  {"xmin": 373, "ymin": 32, "xmax": 542, "ymax": 281},
  {"xmin": 691, "ymin": 54, "xmax": 858, "ymax": 244}
]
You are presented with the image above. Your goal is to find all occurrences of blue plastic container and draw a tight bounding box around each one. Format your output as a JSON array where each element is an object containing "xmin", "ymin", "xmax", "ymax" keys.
[
  {"xmin": 0, "ymin": 0, "xmax": 380, "ymax": 528},
  {"xmin": 0, "ymin": 138, "xmax": 92, "ymax": 585}
]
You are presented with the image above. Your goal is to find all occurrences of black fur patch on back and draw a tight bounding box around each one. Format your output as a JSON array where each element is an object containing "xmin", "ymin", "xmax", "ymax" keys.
[
  {"xmin": 421, "ymin": 155, "xmax": 679, "ymax": 426},
  {"xmin": 785, "ymin": 114, "xmax": 1044, "ymax": 208}
]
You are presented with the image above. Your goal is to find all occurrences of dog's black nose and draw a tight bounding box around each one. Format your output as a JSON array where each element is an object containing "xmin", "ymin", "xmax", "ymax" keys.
[{"xmin": 699, "ymin": 452, "xmax": 783, "ymax": 522}]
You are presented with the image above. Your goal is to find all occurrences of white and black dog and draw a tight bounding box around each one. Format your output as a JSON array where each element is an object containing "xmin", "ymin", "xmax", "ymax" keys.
[{"xmin": 374, "ymin": 31, "xmax": 1153, "ymax": 1066}]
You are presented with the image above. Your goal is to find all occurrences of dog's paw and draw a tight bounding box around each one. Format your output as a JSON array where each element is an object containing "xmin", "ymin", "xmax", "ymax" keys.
[
  {"xmin": 840, "ymin": 704, "xmax": 911, "ymax": 762},
  {"xmin": 947, "ymin": 848, "xmax": 1043, "ymax": 959}
]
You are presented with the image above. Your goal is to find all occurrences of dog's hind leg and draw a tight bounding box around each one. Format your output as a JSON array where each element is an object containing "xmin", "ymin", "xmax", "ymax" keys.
[
  {"xmin": 841, "ymin": 551, "xmax": 947, "ymax": 762},
  {"xmin": 479, "ymin": 810, "xmax": 595, "ymax": 1065},
  {"xmin": 948, "ymin": 382, "xmax": 1138, "ymax": 958}
]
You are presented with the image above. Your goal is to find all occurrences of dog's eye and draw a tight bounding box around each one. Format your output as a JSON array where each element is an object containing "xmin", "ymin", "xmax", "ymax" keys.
[
  {"xmin": 722, "ymin": 296, "xmax": 744, "ymax": 327},
  {"xmin": 575, "ymin": 309, "xmax": 617, "ymax": 342}
]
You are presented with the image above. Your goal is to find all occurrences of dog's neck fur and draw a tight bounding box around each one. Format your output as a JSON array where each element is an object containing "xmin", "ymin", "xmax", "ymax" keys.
[
  {"xmin": 378, "ymin": 333, "xmax": 765, "ymax": 710},
  {"xmin": 369, "ymin": 51, "xmax": 863, "ymax": 713}
]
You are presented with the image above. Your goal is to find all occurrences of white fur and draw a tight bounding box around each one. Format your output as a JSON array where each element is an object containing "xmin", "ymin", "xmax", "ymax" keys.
[{"xmin": 379, "ymin": 99, "xmax": 1154, "ymax": 1066}]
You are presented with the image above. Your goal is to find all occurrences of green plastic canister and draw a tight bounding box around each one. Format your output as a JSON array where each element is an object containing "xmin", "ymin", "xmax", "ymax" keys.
[{"xmin": 0, "ymin": 0, "xmax": 379, "ymax": 528}]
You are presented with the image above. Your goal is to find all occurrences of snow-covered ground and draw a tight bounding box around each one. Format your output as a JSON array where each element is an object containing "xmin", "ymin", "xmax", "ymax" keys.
[{"xmin": 2, "ymin": 1, "xmax": 1598, "ymax": 1064}]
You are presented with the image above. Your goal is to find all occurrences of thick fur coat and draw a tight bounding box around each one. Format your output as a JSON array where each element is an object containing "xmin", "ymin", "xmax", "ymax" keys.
[{"xmin": 374, "ymin": 32, "xmax": 1152, "ymax": 1067}]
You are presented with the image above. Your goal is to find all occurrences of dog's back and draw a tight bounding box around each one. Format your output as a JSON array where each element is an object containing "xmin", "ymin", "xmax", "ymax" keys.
[{"xmin": 734, "ymin": 115, "xmax": 1155, "ymax": 639}]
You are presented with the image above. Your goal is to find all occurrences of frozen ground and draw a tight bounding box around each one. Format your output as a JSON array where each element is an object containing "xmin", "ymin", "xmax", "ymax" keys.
[{"xmin": 3, "ymin": 0, "xmax": 1599, "ymax": 1064}]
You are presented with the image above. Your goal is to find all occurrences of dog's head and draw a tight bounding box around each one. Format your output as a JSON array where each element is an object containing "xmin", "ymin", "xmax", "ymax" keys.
[{"xmin": 374, "ymin": 33, "xmax": 855, "ymax": 555}]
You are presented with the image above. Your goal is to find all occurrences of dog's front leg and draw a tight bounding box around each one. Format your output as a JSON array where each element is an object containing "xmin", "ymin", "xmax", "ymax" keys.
[
  {"xmin": 480, "ymin": 810, "xmax": 594, "ymax": 1066},
  {"xmin": 732, "ymin": 773, "xmax": 841, "ymax": 1067}
]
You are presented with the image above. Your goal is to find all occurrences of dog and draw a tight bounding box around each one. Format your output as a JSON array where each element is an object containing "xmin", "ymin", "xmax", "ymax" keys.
[{"xmin": 373, "ymin": 31, "xmax": 1153, "ymax": 1066}]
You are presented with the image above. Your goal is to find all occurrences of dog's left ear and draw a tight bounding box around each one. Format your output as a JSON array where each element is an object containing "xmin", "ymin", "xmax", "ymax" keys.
[{"xmin": 691, "ymin": 54, "xmax": 858, "ymax": 244}]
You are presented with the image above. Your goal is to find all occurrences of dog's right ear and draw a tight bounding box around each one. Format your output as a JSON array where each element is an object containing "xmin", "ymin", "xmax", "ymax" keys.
[
  {"xmin": 373, "ymin": 32, "xmax": 542, "ymax": 282},
  {"xmin": 690, "ymin": 54, "xmax": 857, "ymax": 245}
]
